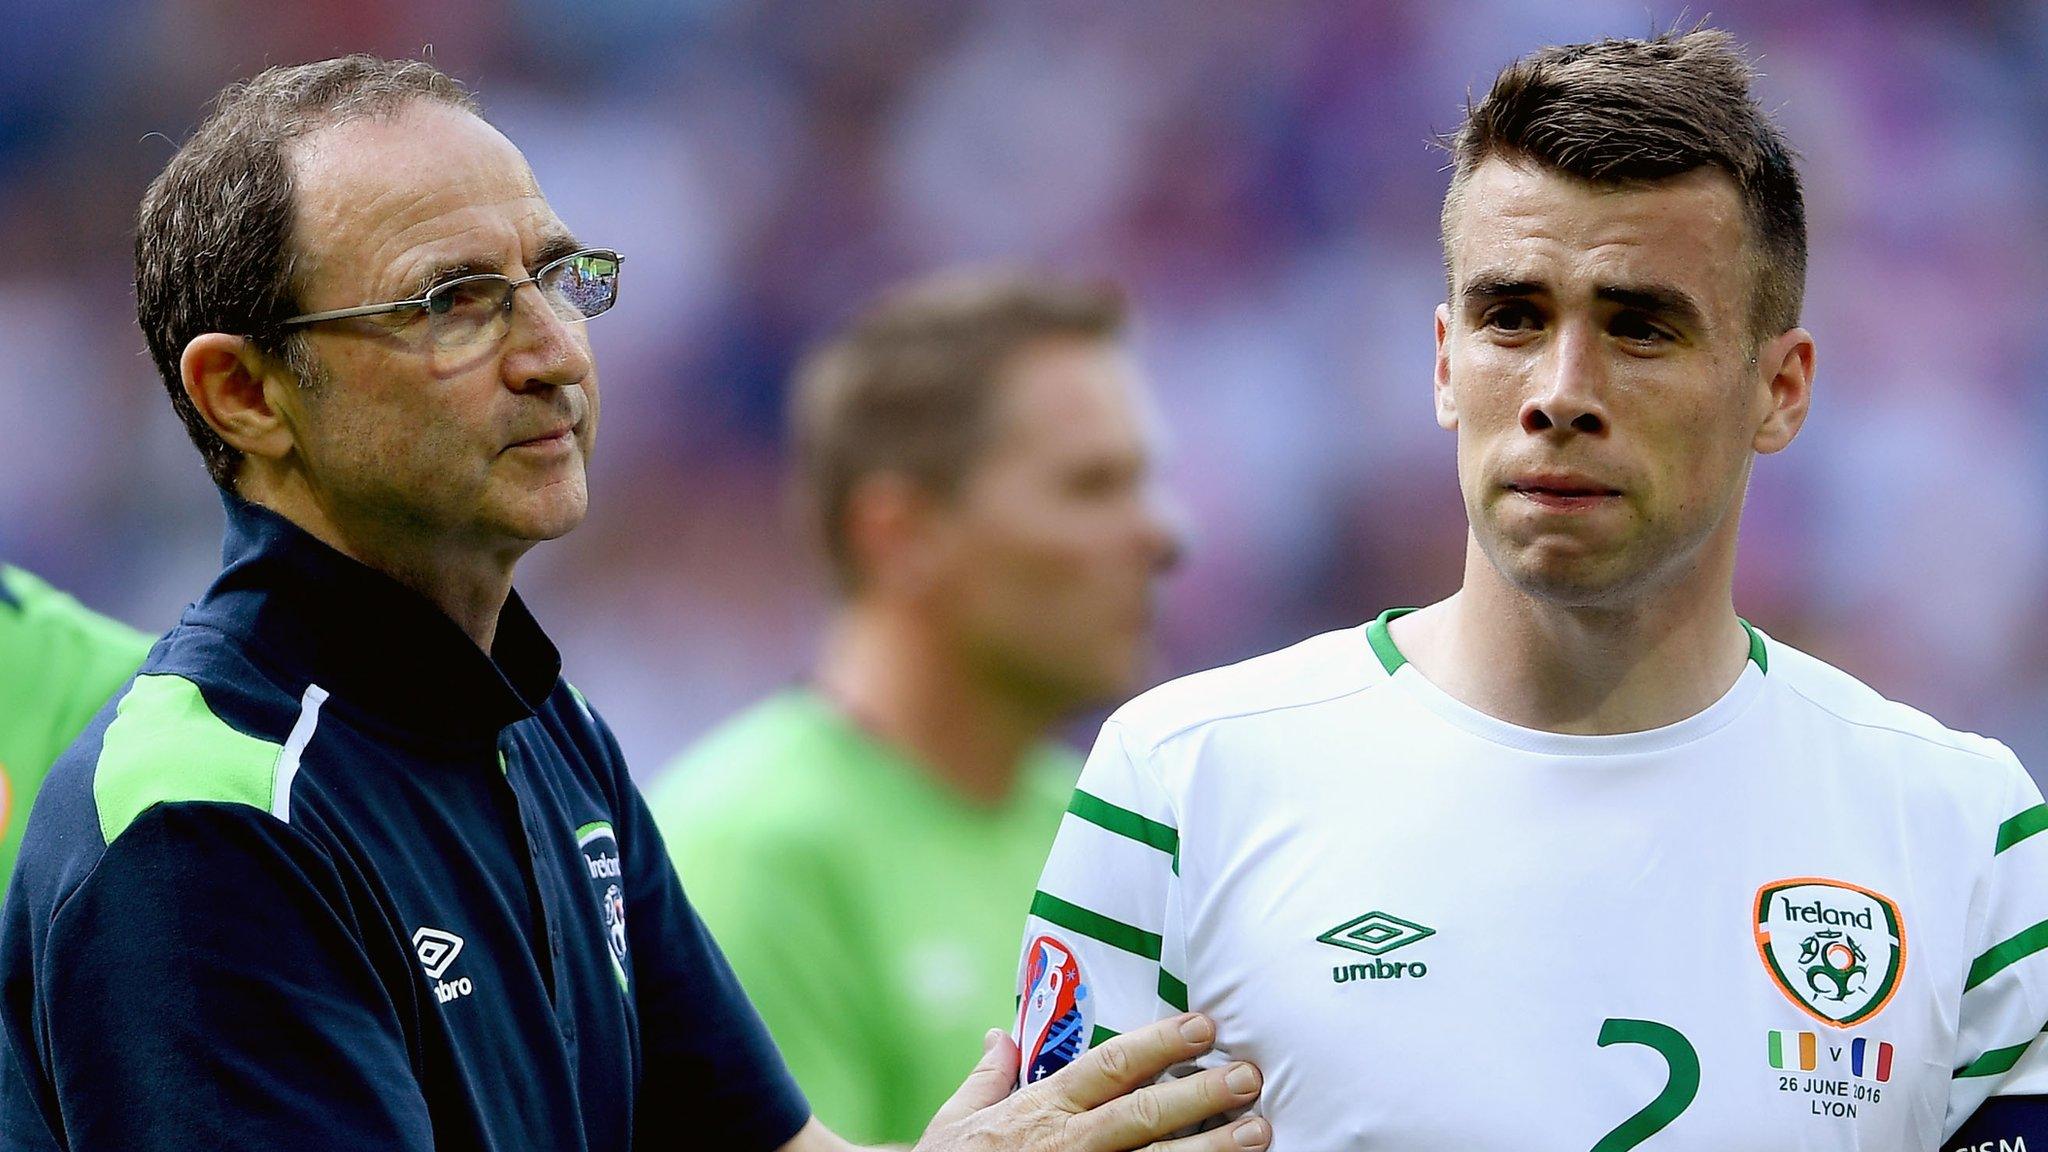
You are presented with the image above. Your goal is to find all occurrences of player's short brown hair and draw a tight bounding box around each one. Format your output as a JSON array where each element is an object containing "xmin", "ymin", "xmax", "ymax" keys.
[
  {"xmin": 1441, "ymin": 28, "xmax": 1806, "ymax": 342},
  {"xmin": 136, "ymin": 56, "xmax": 479, "ymax": 488},
  {"xmin": 789, "ymin": 271, "xmax": 1128, "ymax": 591}
]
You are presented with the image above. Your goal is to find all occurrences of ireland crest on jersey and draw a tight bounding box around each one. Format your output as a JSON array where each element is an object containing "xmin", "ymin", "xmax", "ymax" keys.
[{"xmin": 1753, "ymin": 878, "xmax": 1905, "ymax": 1028}]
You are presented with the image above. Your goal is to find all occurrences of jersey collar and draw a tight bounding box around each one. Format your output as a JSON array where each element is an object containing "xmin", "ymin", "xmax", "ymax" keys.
[
  {"xmin": 1365, "ymin": 606, "xmax": 1768, "ymax": 757},
  {"xmin": 189, "ymin": 491, "xmax": 563, "ymax": 741}
]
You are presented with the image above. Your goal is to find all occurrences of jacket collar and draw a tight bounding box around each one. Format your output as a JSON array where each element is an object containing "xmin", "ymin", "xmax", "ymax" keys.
[{"xmin": 188, "ymin": 491, "xmax": 562, "ymax": 740}]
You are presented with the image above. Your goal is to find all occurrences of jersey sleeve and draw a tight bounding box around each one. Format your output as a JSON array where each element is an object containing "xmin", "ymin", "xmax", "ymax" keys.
[
  {"xmin": 1944, "ymin": 757, "xmax": 2048, "ymax": 1146},
  {"xmin": 1016, "ymin": 719, "xmax": 1185, "ymax": 1085},
  {"xmin": 594, "ymin": 726, "xmax": 814, "ymax": 1152},
  {"xmin": 4, "ymin": 802, "xmax": 433, "ymax": 1151}
]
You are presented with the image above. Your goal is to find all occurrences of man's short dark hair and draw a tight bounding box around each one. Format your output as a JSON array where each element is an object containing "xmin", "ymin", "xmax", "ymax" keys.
[
  {"xmin": 789, "ymin": 271, "xmax": 1128, "ymax": 591},
  {"xmin": 136, "ymin": 56, "xmax": 479, "ymax": 489},
  {"xmin": 1441, "ymin": 28, "xmax": 1807, "ymax": 342}
]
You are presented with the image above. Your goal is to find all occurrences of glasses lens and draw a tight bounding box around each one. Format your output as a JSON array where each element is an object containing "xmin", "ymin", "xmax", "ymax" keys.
[
  {"xmin": 426, "ymin": 276, "xmax": 516, "ymax": 348},
  {"xmin": 541, "ymin": 252, "xmax": 620, "ymax": 321}
]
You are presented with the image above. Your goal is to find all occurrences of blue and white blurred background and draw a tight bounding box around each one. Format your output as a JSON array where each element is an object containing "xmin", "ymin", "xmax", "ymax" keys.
[{"xmin": 3, "ymin": 0, "xmax": 2045, "ymax": 775}]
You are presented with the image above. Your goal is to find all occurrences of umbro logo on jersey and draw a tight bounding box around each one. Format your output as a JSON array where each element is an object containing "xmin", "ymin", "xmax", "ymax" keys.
[
  {"xmin": 1318, "ymin": 911, "xmax": 1433, "ymax": 982},
  {"xmin": 413, "ymin": 926, "xmax": 474, "ymax": 1004},
  {"xmin": 1754, "ymin": 878, "xmax": 1905, "ymax": 1027}
]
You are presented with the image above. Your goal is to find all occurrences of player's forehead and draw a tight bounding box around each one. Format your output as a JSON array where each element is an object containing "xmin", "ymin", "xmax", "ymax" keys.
[
  {"xmin": 286, "ymin": 101, "xmax": 565, "ymax": 302},
  {"xmin": 1447, "ymin": 158, "xmax": 1750, "ymax": 310},
  {"xmin": 988, "ymin": 338, "xmax": 1153, "ymax": 461}
]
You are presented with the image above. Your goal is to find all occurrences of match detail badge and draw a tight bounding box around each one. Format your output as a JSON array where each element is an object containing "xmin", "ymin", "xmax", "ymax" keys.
[
  {"xmin": 1754, "ymin": 877, "xmax": 1905, "ymax": 1028},
  {"xmin": 1018, "ymin": 935, "xmax": 1091, "ymax": 1086}
]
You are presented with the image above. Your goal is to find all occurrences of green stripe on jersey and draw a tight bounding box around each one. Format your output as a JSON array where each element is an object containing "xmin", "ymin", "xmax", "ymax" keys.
[
  {"xmin": 1030, "ymin": 890, "xmax": 1162, "ymax": 961},
  {"xmin": 1366, "ymin": 608, "xmax": 1416, "ymax": 674},
  {"xmin": 1068, "ymin": 790, "xmax": 1178, "ymax": 855},
  {"xmin": 1967, "ymin": 919, "xmax": 2048, "ymax": 992},
  {"xmin": 1997, "ymin": 805, "xmax": 2048, "ymax": 854},
  {"xmin": 1158, "ymin": 969, "xmax": 1189, "ymax": 1011},
  {"xmin": 1738, "ymin": 618, "xmax": 1768, "ymax": 673},
  {"xmin": 1956, "ymin": 1038, "xmax": 2036, "ymax": 1079},
  {"xmin": 93, "ymin": 674, "xmax": 283, "ymax": 843}
]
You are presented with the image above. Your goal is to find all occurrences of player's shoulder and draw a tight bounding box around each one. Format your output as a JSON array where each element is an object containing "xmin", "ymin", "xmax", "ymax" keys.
[
  {"xmin": 1761, "ymin": 629, "xmax": 2026, "ymax": 782},
  {"xmin": 648, "ymin": 691, "xmax": 864, "ymax": 835},
  {"xmin": 1107, "ymin": 623, "xmax": 1386, "ymax": 754}
]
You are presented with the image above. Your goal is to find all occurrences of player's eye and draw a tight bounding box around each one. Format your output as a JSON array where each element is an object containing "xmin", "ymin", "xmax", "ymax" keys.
[
  {"xmin": 1609, "ymin": 311, "xmax": 1674, "ymax": 346},
  {"xmin": 1481, "ymin": 302, "xmax": 1541, "ymax": 333}
]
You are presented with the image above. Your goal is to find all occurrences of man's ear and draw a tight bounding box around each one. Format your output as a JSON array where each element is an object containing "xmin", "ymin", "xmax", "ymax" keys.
[
  {"xmin": 179, "ymin": 333, "xmax": 301, "ymax": 465},
  {"xmin": 1433, "ymin": 303, "xmax": 1458, "ymax": 431},
  {"xmin": 1752, "ymin": 326, "xmax": 1815, "ymax": 456},
  {"xmin": 841, "ymin": 472, "xmax": 945, "ymax": 599}
]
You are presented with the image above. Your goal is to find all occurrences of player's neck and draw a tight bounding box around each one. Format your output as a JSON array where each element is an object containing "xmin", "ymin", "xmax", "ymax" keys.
[
  {"xmin": 1391, "ymin": 546, "xmax": 1753, "ymax": 736},
  {"xmin": 814, "ymin": 607, "xmax": 1051, "ymax": 807}
]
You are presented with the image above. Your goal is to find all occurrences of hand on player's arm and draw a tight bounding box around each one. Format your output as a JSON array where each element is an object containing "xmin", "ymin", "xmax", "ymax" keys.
[{"xmin": 776, "ymin": 1013, "xmax": 1268, "ymax": 1152}]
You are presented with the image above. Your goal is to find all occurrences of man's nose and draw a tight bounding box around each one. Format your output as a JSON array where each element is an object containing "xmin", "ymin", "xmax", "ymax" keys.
[{"xmin": 1520, "ymin": 322, "xmax": 1608, "ymax": 435}]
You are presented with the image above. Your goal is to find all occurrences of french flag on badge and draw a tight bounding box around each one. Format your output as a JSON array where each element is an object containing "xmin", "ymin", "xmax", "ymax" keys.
[{"xmin": 1018, "ymin": 935, "xmax": 1090, "ymax": 1086}]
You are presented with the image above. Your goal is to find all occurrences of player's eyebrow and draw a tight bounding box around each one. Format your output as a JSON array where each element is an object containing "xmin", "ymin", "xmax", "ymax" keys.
[
  {"xmin": 1458, "ymin": 275, "xmax": 1544, "ymax": 310},
  {"xmin": 403, "ymin": 231, "xmax": 585, "ymax": 296}
]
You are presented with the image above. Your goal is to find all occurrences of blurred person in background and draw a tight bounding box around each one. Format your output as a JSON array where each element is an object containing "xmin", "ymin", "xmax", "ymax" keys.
[
  {"xmin": 0, "ymin": 55, "xmax": 1265, "ymax": 1152},
  {"xmin": 651, "ymin": 271, "xmax": 1183, "ymax": 1146},
  {"xmin": 0, "ymin": 564, "xmax": 150, "ymax": 895},
  {"xmin": 1016, "ymin": 28, "xmax": 2048, "ymax": 1150}
]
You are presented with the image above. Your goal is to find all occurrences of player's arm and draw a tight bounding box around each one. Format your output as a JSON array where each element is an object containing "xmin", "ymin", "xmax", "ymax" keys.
[
  {"xmin": 1943, "ymin": 766, "xmax": 2048, "ymax": 1149},
  {"xmin": 1018, "ymin": 720, "xmax": 1188, "ymax": 1080},
  {"xmin": 6, "ymin": 802, "xmax": 432, "ymax": 1150},
  {"xmin": 774, "ymin": 1014, "xmax": 1269, "ymax": 1152}
]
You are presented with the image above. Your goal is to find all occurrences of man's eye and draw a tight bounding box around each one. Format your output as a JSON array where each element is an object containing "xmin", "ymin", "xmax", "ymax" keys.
[
  {"xmin": 1482, "ymin": 303, "xmax": 1540, "ymax": 332},
  {"xmin": 1610, "ymin": 313, "xmax": 1673, "ymax": 344}
]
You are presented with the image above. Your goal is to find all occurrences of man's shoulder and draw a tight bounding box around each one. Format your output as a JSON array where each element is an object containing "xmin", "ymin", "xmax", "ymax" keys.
[
  {"xmin": 647, "ymin": 691, "xmax": 857, "ymax": 834},
  {"xmin": 1760, "ymin": 629, "xmax": 2024, "ymax": 780},
  {"xmin": 1107, "ymin": 624, "xmax": 1387, "ymax": 754}
]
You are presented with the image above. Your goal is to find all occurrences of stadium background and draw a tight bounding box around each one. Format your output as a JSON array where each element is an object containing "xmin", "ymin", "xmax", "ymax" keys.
[{"xmin": 1, "ymin": 1, "xmax": 2044, "ymax": 778}]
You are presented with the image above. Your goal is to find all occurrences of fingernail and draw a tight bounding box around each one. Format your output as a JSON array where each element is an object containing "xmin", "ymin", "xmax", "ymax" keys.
[
  {"xmin": 1233, "ymin": 1117, "xmax": 1270, "ymax": 1147},
  {"xmin": 1178, "ymin": 1013, "xmax": 1214, "ymax": 1043},
  {"xmin": 1225, "ymin": 1063, "xmax": 1258, "ymax": 1094},
  {"xmin": 984, "ymin": 1028, "xmax": 1004, "ymax": 1053}
]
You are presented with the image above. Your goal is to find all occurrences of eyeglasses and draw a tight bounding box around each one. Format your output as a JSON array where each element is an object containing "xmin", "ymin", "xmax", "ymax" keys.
[{"xmin": 276, "ymin": 248, "xmax": 623, "ymax": 349}]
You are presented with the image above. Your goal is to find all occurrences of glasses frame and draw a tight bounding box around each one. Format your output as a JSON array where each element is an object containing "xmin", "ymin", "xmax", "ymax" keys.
[{"xmin": 274, "ymin": 247, "xmax": 624, "ymax": 337}]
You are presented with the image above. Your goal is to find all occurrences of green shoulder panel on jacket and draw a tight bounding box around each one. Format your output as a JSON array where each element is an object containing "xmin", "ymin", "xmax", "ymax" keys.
[{"xmin": 94, "ymin": 674, "xmax": 283, "ymax": 845}]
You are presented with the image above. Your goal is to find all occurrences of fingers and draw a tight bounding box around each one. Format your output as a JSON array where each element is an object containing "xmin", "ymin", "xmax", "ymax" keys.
[
  {"xmin": 928, "ymin": 1028, "xmax": 1021, "ymax": 1131},
  {"xmin": 1069, "ymin": 1061, "xmax": 1263, "ymax": 1151},
  {"xmin": 1145, "ymin": 1114, "xmax": 1272, "ymax": 1152},
  {"xmin": 1040, "ymin": 1013, "xmax": 1219, "ymax": 1111}
]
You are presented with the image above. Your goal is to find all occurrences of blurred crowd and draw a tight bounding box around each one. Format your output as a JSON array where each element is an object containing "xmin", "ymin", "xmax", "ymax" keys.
[{"xmin": 2, "ymin": 0, "xmax": 2045, "ymax": 774}]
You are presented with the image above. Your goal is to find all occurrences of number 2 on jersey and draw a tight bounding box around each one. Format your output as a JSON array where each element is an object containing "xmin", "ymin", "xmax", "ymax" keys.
[{"xmin": 1590, "ymin": 1018, "xmax": 1700, "ymax": 1151}]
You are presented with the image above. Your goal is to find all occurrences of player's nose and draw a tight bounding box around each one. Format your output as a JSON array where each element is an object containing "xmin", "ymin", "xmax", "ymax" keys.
[{"xmin": 1521, "ymin": 322, "xmax": 1608, "ymax": 436}]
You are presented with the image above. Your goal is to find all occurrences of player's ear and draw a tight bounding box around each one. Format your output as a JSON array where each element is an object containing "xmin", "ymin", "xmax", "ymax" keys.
[
  {"xmin": 1433, "ymin": 303, "xmax": 1458, "ymax": 431},
  {"xmin": 1751, "ymin": 326, "xmax": 1814, "ymax": 456},
  {"xmin": 841, "ymin": 471, "xmax": 946, "ymax": 598},
  {"xmin": 180, "ymin": 333, "xmax": 303, "ymax": 466}
]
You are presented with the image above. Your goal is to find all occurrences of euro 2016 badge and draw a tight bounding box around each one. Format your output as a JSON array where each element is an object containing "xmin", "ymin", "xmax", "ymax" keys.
[
  {"xmin": 1754, "ymin": 877, "xmax": 1905, "ymax": 1028},
  {"xmin": 1018, "ymin": 935, "xmax": 1091, "ymax": 1086}
]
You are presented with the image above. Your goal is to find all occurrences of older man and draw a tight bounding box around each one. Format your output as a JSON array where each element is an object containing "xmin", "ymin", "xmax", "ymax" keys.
[{"xmin": 0, "ymin": 57, "xmax": 1265, "ymax": 1152}]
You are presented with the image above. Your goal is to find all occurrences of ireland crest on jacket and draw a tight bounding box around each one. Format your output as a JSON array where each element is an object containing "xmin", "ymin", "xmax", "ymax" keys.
[
  {"xmin": 1753, "ymin": 877, "xmax": 1904, "ymax": 1027},
  {"xmin": 578, "ymin": 821, "xmax": 631, "ymax": 992}
]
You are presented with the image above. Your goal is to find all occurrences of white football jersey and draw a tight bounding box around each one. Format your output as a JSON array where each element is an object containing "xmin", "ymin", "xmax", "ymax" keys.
[{"xmin": 1016, "ymin": 611, "xmax": 2048, "ymax": 1150}]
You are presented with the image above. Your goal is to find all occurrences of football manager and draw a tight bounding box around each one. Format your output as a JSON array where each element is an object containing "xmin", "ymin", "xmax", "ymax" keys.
[{"xmin": 0, "ymin": 56, "xmax": 1268, "ymax": 1152}]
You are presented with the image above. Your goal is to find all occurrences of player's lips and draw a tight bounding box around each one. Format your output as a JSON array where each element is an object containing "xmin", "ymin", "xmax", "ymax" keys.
[
  {"xmin": 505, "ymin": 423, "xmax": 578, "ymax": 454},
  {"xmin": 1504, "ymin": 472, "xmax": 1622, "ymax": 509}
]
